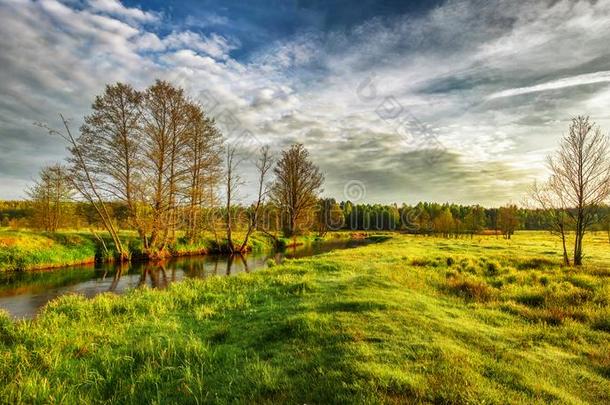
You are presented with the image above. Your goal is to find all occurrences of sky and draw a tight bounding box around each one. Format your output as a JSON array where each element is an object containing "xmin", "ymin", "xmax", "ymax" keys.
[{"xmin": 1, "ymin": 0, "xmax": 610, "ymax": 206}]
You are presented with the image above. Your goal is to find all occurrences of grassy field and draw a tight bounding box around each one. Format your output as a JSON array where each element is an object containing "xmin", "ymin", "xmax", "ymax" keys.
[{"xmin": 1, "ymin": 231, "xmax": 609, "ymax": 403}]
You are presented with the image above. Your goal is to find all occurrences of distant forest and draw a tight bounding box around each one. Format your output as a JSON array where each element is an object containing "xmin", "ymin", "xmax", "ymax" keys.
[{"xmin": 2, "ymin": 199, "xmax": 609, "ymax": 237}]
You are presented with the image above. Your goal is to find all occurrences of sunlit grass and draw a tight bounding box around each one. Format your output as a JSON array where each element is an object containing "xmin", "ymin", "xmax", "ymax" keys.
[
  {"xmin": 0, "ymin": 229, "xmax": 307, "ymax": 271},
  {"xmin": 0, "ymin": 231, "xmax": 608, "ymax": 403},
  {"xmin": 0, "ymin": 230, "xmax": 99, "ymax": 271}
]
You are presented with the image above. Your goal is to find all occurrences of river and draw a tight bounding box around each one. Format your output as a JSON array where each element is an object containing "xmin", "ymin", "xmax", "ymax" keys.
[{"xmin": 0, "ymin": 238, "xmax": 371, "ymax": 319}]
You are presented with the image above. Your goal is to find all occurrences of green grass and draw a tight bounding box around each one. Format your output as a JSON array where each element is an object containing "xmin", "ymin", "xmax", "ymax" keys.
[
  {"xmin": 0, "ymin": 231, "xmax": 608, "ymax": 403},
  {"xmin": 0, "ymin": 230, "xmax": 99, "ymax": 272},
  {"xmin": 0, "ymin": 229, "xmax": 285, "ymax": 272}
]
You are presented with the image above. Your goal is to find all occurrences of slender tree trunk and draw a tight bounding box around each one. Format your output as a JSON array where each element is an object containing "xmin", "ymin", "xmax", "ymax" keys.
[
  {"xmin": 574, "ymin": 212, "xmax": 584, "ymax": 266},
  {"xmin": 58, "ymin": 115, "xmax": 127, "ymax": 261},
  {"xmin": 559, "ymin": 224, "xmax": 570, "ymax": 266}
]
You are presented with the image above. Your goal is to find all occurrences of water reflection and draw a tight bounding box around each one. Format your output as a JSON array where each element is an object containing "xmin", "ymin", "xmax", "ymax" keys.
[{"xmin": 0, "ymin": 238, "xmax": 372, "ymax": 319}]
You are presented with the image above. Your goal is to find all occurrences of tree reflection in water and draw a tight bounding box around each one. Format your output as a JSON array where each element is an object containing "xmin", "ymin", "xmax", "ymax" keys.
[{"xmin": 1, "ymin": 238, "xmax": 375, "ymax": 319}]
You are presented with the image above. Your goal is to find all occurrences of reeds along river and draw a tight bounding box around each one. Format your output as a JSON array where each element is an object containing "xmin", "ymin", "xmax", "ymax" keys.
[{"xmin": 0, "ymin": 238, "xmax": 373, "ymax": 319}]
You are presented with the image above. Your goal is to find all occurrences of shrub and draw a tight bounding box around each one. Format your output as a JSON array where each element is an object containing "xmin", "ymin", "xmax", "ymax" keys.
[
  {"xmin": 537, "ymin": 308, "xmax": 569, "ymax": 326},
  {"xmin": 548, "ymin": 284, "xmax": 593, "ymax": 306},
  {"xmin": 458, "ymin": 258, "xmax": 478, "ymax": 274},
  {"xmin": 515, "ymin": 291, "xmax": 545, "ymax": 307},
  {"xmin": 591, "ymin": 314, "xmax": 610, "ymax": 333},
  {"xmin": 446, "ymin": 257, "xmax": 455, "ymax": 266},
  {"xmin": 411, "ymin": 258, "xmax": 431, "ymax": 267},
  {"xmin": 516, "ymin": 257, "xmax": 555, "ymax": 270},
  {"xmin": 446, "ymin": 276, "xmax": 493, "ymax": 302},
  {"xmin": 485, "ymin": 261, "xmax": 501, "ymax": 276}
]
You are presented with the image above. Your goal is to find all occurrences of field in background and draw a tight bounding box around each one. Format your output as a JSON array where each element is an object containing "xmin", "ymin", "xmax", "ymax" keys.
[{"xmin": 0, "ymin": 232, "xmax": 608, "ymax": 403}]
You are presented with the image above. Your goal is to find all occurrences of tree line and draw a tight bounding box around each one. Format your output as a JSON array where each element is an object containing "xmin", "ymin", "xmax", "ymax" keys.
[
  {"xmin": 5, "ymin": 196, "xmax": 609, "ymax": 240},
  {"xmin": 2, "ymin": 81, "xmax": 609, "ymax": 265},
  {"xmin": 24, "ymin": 80, "xmax": 327, "ymax": 259}
]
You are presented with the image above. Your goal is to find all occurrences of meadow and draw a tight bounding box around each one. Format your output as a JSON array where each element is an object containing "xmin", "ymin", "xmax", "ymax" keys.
[{"xmin": 0, "ymin": 231, "xmax": 609, "ymax": 403}]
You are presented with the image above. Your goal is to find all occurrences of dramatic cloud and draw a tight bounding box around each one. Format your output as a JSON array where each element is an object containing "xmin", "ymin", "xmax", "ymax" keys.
[
  {"xmin": 1, "ymin": 0, "xmax": 610, "ymax": 205},
  {"xmin": 488, "ymin": 71, "xmax": 610, "ymax": 100}
]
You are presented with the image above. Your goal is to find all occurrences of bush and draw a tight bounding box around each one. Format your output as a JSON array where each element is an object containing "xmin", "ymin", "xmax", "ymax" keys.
[
  {"xmin": 411, "ymin": 258, "xmax": 431, "ymax": 267},
  {"xmin": 591, "ymin": 314, "xmax": 610, "ymax": 333},
  {"xmin": 446, "ymin": 276, "xmax": 493, "ymax": 302},
  {"xmin": 485, "ymin": 261, "xmax": 501, "ymax": 276},
  {"xmin": 516, "ymin": 257, "xmax": 555, "ymax": 270},
  {"xmin": 515, "ymin": 292, "xmax": 545, "ymax": 307},
  {"xmin": 548, "ymin": 283, "xmax": 593, "ymax": 306},
  {"xmin": 458, "ymin": 258, "xmax": 478, "ymax": 274},
  {"xmin": 128, "ymin": 238, "xmax": 144, "ymax": 257}
]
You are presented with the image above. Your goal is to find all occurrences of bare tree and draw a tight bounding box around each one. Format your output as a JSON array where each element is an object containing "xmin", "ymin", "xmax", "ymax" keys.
[
  {"xmin": 27, "ymin": 164, "xmax": 73, "ymax": 232},
  {"xmin": 142, "ymin": 80, "xmax": 192, "ymax": 254},
  {"xmin": 42, "ymin": 81, "xmax": 224, "ymax": 260},
  {"xmin": 38, "ymin": 115, "xmax": 128, "ymax": 260},
  {"xmin": 184, "ymin": 104, "xmax": 222, "ymax": 244},
  {"xmin": 547, "ymin": 116, "xmax": 610, "ymax": 265},
  {"xmin": 224, "ymin": 146, "xmax": 242, "ymax": 253},
  {"xmin": 270, "ymin": 144, "xmax": 324, "ymax": 236},
  {"xmin": 239, "ymin": 145, "xmax": 273, "ymax": 252},
  {"xmin": 79, "ymin": 83, "xmax": 145, "ymax": 243},
  {"xmin": 529, "ymin": 181, "xmax": 572, "ymax": 265}
]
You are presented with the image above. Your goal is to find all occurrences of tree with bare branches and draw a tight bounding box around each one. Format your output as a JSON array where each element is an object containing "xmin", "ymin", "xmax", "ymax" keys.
[
  {"xmin": 239, "ymin": 145, "xmax": 273, "ymax": 252},
  {"xmin": 184, "ymin": 104, "xmax": 222, "ymax": 244},
  {"xmin": 529, "ymin": 181, "xmax": 572, "ymax": 265},
  {"xmin": 44, "ymin": 80, "xmax": 224, "ymax": 260},
  {"xmin": 28, "ymin": 164, "xmax": 73, "ymax": 232},
  {"xmin": 141, "ymin": 80, "xmax": 193, "ymax": 255},
  {"xmin": 547, "ymin": 116, "xmax": 610, "ymax": 265},
  {"xmin": 38, "ymin": 115, "xmax": 128, "ymax": 260},
  {"xmin": 79, "ymin": 83, "xmax": 145, "ymax": 242},
  {"xmin": 270, "ymin": 144, "xmax": 324, "ymax": 236},
  {"xmin": 224, "ymin": 146, "xmax": 242, "ymax": 253}
]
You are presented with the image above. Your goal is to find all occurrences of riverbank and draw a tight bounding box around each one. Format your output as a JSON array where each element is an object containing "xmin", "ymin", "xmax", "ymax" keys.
[
  {"xmin": 0, "ymin": 229, "xmax": 274, "ymax": 272},
  {"xmin": 1, "ymin": 232, "xmax": 608, "ymax": 403},
  {"xmin": 0, "ymin": 229, "xmax": 380, "ymax": 272}
]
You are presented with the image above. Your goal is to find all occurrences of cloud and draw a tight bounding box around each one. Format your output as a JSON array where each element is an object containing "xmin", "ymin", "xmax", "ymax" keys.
[
  {"xmin": 162, "ymin": 31, "xmax": 239, "ymax": 59},
  {"xmin": 488, "ymin": 71, "xmax": 610, "ymax": 99},
  {"xmin": 88, "ymin": 0, "xmax": 159, "ymax": 23},
  {"xmin": 1, "ymin": 0, "xmax": 610, "ymax": 205}
]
